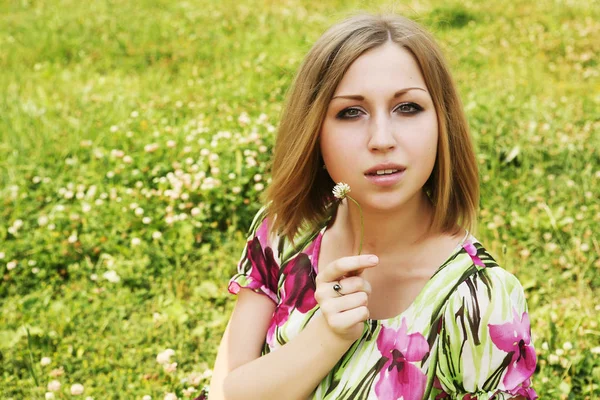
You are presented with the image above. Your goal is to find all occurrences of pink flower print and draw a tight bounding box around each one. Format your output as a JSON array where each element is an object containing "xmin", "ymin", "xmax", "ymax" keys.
[
  {"xmin": 228, "ymin": 236, "xmax": 279, "ymax": 302},
  {"xmin": 463, "ymin": 241, "xmax": 485, "ymax": 268},
  {"xmin": 375, "ymin": 318, "xmax": 429, "ymax": 400},
  {"xmin": 510, "ymin": 377, "xmax": 538, "ymax": 399},
  {"xmin": 488, "ymin": 309, "xmax": 537, "ymax": 392},
  {"xmin": 267, "ymin": 252, "xmax": 317, "ymax": 343}
]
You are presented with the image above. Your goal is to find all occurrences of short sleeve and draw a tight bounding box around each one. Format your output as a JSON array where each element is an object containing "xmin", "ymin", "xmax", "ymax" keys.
[
  {"xmin": 227, "ymin": 206, "xmax": 280, "ymax": 304},
  {"xmin": 435, "ymin": 267, "xmax": 538, "ymax": 400}
]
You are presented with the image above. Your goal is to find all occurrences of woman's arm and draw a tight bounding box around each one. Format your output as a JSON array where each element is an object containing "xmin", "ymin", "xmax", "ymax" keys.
[
  {"xmin": 210, "ymin": 253, "xmax": 376, "ymax": 400},
  {"xmin": 208, "ymin": 288, "xmax": 356, "ymax": 400}
]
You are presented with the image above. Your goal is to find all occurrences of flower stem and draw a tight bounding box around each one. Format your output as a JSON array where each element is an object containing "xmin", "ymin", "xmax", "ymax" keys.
[{"xmin": 346, "ymin": 195, "xmax": 364, "ymax": 255}]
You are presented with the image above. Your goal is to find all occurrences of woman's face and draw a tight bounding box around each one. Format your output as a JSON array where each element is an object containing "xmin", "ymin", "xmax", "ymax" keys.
[{"xmin": 320, "ymin": 41, "xmax": 438, "ymax": 211}]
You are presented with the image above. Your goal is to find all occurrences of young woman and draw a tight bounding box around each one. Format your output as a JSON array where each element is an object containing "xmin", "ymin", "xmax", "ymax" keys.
[{"xmin": 204, "ymin": 13, "xmax": 537, "ymax": 400}]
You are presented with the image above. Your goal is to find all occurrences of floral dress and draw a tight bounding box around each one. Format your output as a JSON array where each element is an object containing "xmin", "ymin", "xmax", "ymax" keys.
[{"xmin": 209, "ymin": 203, "xmax": 537, "ymax": 400}]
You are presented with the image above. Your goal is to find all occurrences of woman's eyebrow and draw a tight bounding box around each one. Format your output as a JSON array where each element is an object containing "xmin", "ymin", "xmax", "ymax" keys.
[{"xmin": 331, "ymin": 87, "xmax": 428, "ymax": 101}]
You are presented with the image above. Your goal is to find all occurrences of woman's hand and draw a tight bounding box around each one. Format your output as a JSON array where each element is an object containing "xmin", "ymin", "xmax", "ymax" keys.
[{"xmin": 314, "ymin": 255, "xmax": 378, "ymax": 342}]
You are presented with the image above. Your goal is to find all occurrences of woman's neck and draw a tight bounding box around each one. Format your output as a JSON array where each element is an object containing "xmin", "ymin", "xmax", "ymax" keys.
[{"xmin": 340, "ymin": 191, "xmax": 435, "ymax": 256}]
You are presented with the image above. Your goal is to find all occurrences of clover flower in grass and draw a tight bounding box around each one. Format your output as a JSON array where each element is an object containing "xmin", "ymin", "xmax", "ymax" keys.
[
  {"xmin": 332, "ymin": 182, "xmax": 364, "ymax": 255},
  {"xmin": 48, "ymin": 380, "xmax": 61, "ymax": 392},
  {"xmin": 71, "ymin": 383, "xmax": 84, "ymax": 395},
  {"xmin": 156, "ymin": 349, "xmax": 175, "ymax": 364},
  {"xmin": 163, "ymin": 362, "xmax": 178, "ymax": 373}
]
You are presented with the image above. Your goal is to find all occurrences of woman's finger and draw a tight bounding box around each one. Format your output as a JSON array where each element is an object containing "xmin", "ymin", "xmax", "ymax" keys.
[
  {"xmin": 327, "ymin": 306, "xmax": 370, "ymax": 331},
  {"xmin": 331, "ymin": 276, "xmax": 372, "ymax": 296},
  {"xmin": 316, "ymin": 254, "xmax": 379, "ymax": 284},
  {"xmin": 324, "ymin": 291, "xmax": 369, "ymax": 313}
]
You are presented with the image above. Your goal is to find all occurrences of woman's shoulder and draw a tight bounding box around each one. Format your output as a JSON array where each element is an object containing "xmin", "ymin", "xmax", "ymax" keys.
[
  {"xmin": 247, "ymin": 202, "xmax": 333, "ymax": 257},
  {"xmin": 450, "ymin": 235, "xmax": 529, "ymax": 309}
]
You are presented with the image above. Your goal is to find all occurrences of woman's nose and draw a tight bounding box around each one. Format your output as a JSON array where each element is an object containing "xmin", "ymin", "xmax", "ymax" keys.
[{"xmin": 367, "ymin": 116, "xmax": 397, "ymax": 151}]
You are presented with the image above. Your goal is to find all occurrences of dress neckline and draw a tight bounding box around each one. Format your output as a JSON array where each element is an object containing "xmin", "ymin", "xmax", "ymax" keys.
[{"xmin": 310, "ymin": 205, "xmax": 471, "ymax": 324}]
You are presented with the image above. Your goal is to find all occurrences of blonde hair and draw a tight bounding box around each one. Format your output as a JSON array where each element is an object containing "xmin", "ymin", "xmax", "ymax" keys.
[{"xmin": 263, "ymin": 13, "xmax": 479, "ymax": 241}]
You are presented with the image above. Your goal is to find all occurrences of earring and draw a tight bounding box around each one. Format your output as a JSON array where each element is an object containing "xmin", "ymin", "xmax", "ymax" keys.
[{"xmin": 322, "ymin": 164, "xmax": 327, "ymax": 170}]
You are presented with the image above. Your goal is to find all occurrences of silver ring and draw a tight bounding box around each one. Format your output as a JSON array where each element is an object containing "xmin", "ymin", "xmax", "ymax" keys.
[{"xmin": 333, "ymin": 282, "xmax": 343, "ymax": 296}]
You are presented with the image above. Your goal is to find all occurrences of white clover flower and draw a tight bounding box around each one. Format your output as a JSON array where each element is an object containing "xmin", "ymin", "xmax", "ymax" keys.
[
  {"xmin": 103, "ymin": 270, "xmax": 120, "ymax": 283},
  {"xmin": 48, "ymin": 380, "xmax": 61, "ymax": 392},
  {"xmin": 131, "ymin": 237, "xmax": 141, "ymax": 246},
  {"xmin": 90, "ymin": 274, "xmax": 98, "ymax": 281},
  {"xmin": 142, "ymin": 217, "xmax": 152, "ymax": 224},
  {"xmin": 45, "ymin": 393, "xmax": 55, "ymax": 400},
  {"xmin": 71, "ymin": 383, "xmax": 84, "ymax": 395},
  {"xmin": 191, "ymin": 208, "xmax": 200, "ymax": 217},
  {"xmin": 123, "ymin": 155, "xmax": 133, "ymax": 164},
  {"xmin": 254, "ymin": 183, "xmax": 264, "ymax": 191},
  {"xmin": 7, "ymin": 261, "xmax": 17, "ymax": 270},
  {"xmin": 188, "ymin": 372, "xmax": 202, "ymax": 386},
  {"xmin": 156, "ymin": 349, "xmax": 175, "ymax": 364},
  {"xmin": 238, "ymin": 112, "xmax": 250, "ymax": 125},
  {"xmin": 0, "ymin": 252, "xmax": 4, "ymax": 259},
  {"xmin": 164, "ymin": 393, "xmax": 178, "ymax": 400},
  {"xmin": 143, "ymin": 396, "xmax": 152, "ymax": 400},
  {"xmin": 81, "ymin": 203, "xmax": 91, "ymax": 213},
  {"xmin": 40, "ymin": 357, "xmax": 51, "ymax": 366},
  {"xmin": 145, "ymin": 143, "xmax": 159, "ymax": 153},
  {"xmin": 111, "ymin": 149, "xmax": 124, "ymax": 158},
  {"xmin": 555, "ymin": 348, "xmax": 564, "ymax": 356},
  {"xmin": 163, "ymin": 362, "xmax": 178, "ymax": 373},
  {"xmin": 332, "ymin": 182, "xmax": 351, "ymax": 199},
  {"xmin": 563, "ymin": 342, "xmax": 573, "ymax": 351},
  {"xmin": 232, "ymin": 186, "xmax": 241, "ymax": 194},
  {"xmin": 201, "ymin": 369, "xmax": 213, "ymax": 380},
  {"xmin": 68, "ymin": 233, "xmax": 78, "ymax": 243},
  {"xmin": 183, "ymin": 387, "xmax": 197, "ymax": 397},
  {"xmin": 134, "ymin": 207, "xmax": 144, "ymax": 216}
]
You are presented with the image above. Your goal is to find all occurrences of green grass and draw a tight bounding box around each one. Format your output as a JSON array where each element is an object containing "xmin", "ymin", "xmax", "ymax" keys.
[{"xmin": 1, "ymin": 0, "xmax": 599, "ymax": 398}]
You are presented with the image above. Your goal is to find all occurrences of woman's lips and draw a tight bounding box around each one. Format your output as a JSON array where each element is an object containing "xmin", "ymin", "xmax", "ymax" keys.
[{"xmin": 364, "ymin": 170, "xmax": 405, "ymax": 186}]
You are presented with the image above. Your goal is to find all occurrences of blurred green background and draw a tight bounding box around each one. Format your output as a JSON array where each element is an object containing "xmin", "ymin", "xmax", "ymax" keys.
[{"xmin": 1, "ymin": 0, "xmax": 599, "ymax": 398}]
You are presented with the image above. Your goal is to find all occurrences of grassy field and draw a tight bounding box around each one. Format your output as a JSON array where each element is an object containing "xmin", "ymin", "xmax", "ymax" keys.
[{"xmin": 1, "ymin": 0, "xmax": 599, "ymax": 398}]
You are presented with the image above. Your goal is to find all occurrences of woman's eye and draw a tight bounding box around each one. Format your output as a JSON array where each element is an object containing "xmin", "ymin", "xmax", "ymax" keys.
[
  {"xmin": 396, "ymin": 102, "xmax": 423, "ymax": 114},
  {"xmin": 336, "ymin": 107, "xmax": 362, "ymax": 119}
]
